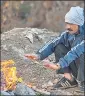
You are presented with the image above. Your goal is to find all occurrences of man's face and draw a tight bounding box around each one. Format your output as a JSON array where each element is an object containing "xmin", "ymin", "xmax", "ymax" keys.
[{"xmin": 65, "ymin": 23, "xmax": 79, "ymax": 34}]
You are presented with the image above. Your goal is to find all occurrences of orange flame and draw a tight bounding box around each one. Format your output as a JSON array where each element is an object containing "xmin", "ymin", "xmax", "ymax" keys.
[
  {"xmin": 1, "ymin": 60, "xmax": 23, "ymax": 91},
  {"xmin": 1, "ymin": 60, "xmax": 15, "ymax": 68}
]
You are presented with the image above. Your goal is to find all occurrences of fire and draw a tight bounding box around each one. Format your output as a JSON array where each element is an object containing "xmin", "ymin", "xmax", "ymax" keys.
[
  {"xmin": 1, "ymin": 60, "xmax": 15, "ymax": 67},
  {"xmin": 1, "ymin": 60, "xmax": 23, "ymax": 91}
]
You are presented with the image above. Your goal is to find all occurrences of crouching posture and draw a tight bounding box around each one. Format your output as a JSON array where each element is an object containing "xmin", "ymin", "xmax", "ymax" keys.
[{"xmin": 25, "ymin": 6, "xmax": 84, "ymax": 92}]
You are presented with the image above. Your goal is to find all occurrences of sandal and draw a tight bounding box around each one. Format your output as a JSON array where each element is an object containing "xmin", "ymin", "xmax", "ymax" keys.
[{"xmin": 53, "ymin": 77, "xmax": 78, "ymax": 89}]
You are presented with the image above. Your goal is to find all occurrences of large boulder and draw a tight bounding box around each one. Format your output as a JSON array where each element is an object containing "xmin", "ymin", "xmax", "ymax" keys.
[
  {"xmin": 14, "ymin": 83, "xmax": 36, "ymax": 95},
  {"xmin": 1, "ymin": 28, "xmax": 58, "ymax": 88}
]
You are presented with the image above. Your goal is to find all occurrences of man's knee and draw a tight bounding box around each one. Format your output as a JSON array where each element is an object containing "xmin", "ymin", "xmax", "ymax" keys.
[
  {"xmin": 55, "ymin": 44, "xmax": 69, "ymax": 55},
  {"xmin": 54, "ymin": 44, "xmax": 69, "ymax": 62}
]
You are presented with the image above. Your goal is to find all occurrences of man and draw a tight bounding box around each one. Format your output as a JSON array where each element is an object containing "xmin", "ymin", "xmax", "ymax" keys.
[
  {"xmin": 25, "ymin": 6, "xmax": 84, "ymax": 91},
  {"xmin": 43, "ymin": 40, "xmax": 85, "ymax": 92}
]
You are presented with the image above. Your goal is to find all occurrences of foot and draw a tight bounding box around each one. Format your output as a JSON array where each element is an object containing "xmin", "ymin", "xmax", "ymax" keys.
[
  {"xmin": 53, "ymin": 77, "xmax": 78, "ymax": 89},
  {"xmin": 64, "ymin": 73, "xmax": 73, "ymax": 81}
]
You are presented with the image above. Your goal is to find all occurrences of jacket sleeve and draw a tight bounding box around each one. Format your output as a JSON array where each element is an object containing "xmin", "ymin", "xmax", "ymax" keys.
[
  {"xmin": 58, "ymin": 40, "xmax": 85, "ymax": 68},
  {"xmin": 36, "ymin": 31, "xmax": 69, "ymax": 60}
]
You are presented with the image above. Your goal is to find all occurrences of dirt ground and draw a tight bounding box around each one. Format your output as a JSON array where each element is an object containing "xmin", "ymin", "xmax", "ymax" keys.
[{"xmin": 1, "ymin": 28, "xmax": 84, "ymax": 95}]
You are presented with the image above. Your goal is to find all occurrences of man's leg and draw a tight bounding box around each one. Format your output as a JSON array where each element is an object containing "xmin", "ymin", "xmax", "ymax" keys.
[
  {"xmin": 54, "ymin": 44, "xmax": 71, "ymax": 74},
  {"xmin": 77, "ymin": 54, "xmax": 84, "ymax": 81},
  {"xmin": 77, "ymin": 54, "xmax": 85, "ymax": 91},
  {"xmin": 54, "ymin": 44, "xmax": 78, "ymax": 88},
  {"xmin": 54, "ymin": 43, "xmax": 78, "ymax": 78}
]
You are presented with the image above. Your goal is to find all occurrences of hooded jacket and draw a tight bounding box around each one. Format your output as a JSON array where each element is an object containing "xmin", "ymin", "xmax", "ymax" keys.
[{"xmin": 36, "ymin": 23, "xmax": 84, "ymax": 68}]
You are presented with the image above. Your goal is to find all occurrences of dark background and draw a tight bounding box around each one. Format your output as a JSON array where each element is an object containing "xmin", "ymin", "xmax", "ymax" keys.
[{"xmin": 1, "ymin": 1, "xmax": 84, "ymax": 33}]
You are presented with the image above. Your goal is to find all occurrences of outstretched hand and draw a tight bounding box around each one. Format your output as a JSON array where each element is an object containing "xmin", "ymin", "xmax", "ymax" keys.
[
  {"xmin": 43, "ymin": 59, "xmax": 61, "ymax": 70},
  {"xmin": 24, "ymin": 54, "xmax": 61, "ymax": 70},
  {"xmin": 24, "ymin": 54, "xmax": 39, "ymax": 60}
]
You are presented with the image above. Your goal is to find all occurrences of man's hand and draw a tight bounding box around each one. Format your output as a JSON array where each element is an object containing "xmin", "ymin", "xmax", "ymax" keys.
[
  {"xmin": 24, "ymin": 53, "xmax": 39, "ymax": 60},
  {"xmin": 43, "ymin": 60, "xmax": 61, "ymax": 70}
]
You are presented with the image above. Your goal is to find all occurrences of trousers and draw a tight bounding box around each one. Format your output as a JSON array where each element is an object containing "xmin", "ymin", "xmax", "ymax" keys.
[{"xmin": 54, "ymin": 44, "xmax": 84, "ymax": 82}]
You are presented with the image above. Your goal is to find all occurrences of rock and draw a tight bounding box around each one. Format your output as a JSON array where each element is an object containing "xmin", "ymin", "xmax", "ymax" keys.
[
  {"xmin": 31, "ymin": 28, "xmax": 39, "ymax": 34},
  {"xmin": 7, "ymin": 91, "xmax": 15, "ymax": 95},
  {"xmin": 42, "ymin": 83, "xmax": 47, "ymax": 89},
  {"xmin": 42, "ymin": 81, "xmax": 53, "ymax": 89},
  {"xmin": 47, "ymin": 81, "xmax": 53, "ymax": 87},
  {"xmin": 11, "ymin": 46, "xmax": 25, "ymax": 58},
  {"xmin": 1, "ymin": 45, "xmax": 8, "ymax": 51},
  {"xmin": 25, "ymin": 33, "xmax": 33, "ymax": 43},
  {"xmin": 53, "ymin": 79, "xmax": 59, "ymax": 84},
  {"xmin": 1, "ymin": 28, "xmax": 60, "ymax": 95},
  {"xmin": 14, "ymin": 83, "xmax": 36, "ymax": 95},
  {"xmin": 35, "ymin": 34, "xmax": 45, "ymax": 42},
  {"xmin": 1, "ymin": 91, "xmax": 11, "ymax": 95}
]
